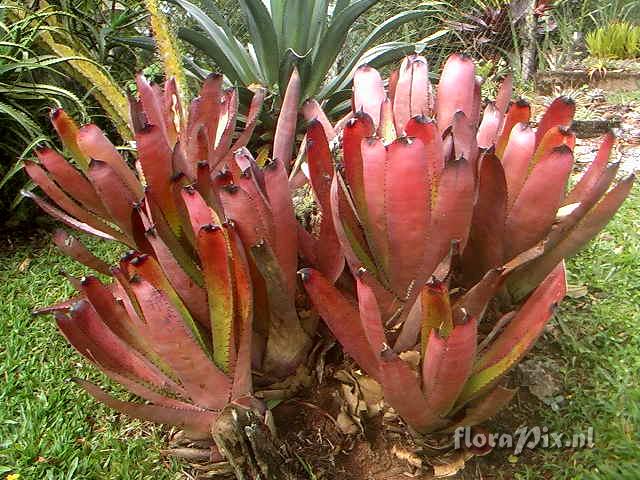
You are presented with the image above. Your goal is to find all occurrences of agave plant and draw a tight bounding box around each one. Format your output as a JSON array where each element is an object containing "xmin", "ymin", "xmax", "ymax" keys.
[
  {"xmin": 169, "ymin": 0, "xmax": 449, "ymax": 114},
  {"xmin": 301, "ymin": 53, "xmax": 634, "ymax": 435}
]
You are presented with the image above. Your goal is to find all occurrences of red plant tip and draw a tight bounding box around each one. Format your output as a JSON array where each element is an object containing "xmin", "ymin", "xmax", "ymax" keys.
[
  {"xmin": 34, "ymin": 143, "xmax": 48, "ymax": 152},
  {"xmin": 183, "ymin": 184, "xmax": 196, "ymax": 195},
  {"xmin": 253, "ymin": 239, "xmax": 266, "ymax": 249},
  {"xmin": 201, "ymin": 223, "xmax": 222, "ymax": 233},
  {"xmin": 364, "ymin": 136, "xmax": 378, "ymax": 146},
  {"xmin": 50, "ymin": 108, "xmax": 63, "ymax": 120},
  {"xmin": 380, "ymin": 344, "xmax": 396, "ymax": 361},
  {"xmin": 516, "ymin": 122, "xmax": 533, "ymax": 132},
  {"xmin": 80, "ymin": 276, "xmax": 96, "ymax": 286},
  {"xmin": 130, "ymin": 254, "xmax": 149, "ymax": 266},
  {"xmin": 70, "ymin": 299, "xmax": 88, "ymax": 314},
  {"xmin": 129, "ymin": 274, "xmax": 142, "ymax": 284},
  {"xmin": 515, "ymin": 98, "xmax": 530, "ymax": 107},
  {"xmin": 132, "ymin": 200, "xmax": 144, "ymax": 210},
  {"xmin": 171, "ymin": 172, "xmax": 185, "ymax": 183},
  {"xmin": 240, "ymin": 168, "xmax": 252, "ymax": 178},
  {"xmin": 121, "ymin": 250, "xmax": 137, "ymax": 262},
  {"xmin": 352, "ymin": 110, "xmax": 373, "ymax": 123},
  {"xmin": 297, "ymin": 268, "xmax": 312, "ymax": 283},
  {"xmin": 552, "ymin": 144, "xmax": 573, "ymax": 154},
  {"xmin": 145, "ymin": 226, "xmax": 157, "ymax": 237},
  {"xmin": 412, "ymin": 114, "xmax": 433, "ymax": 125},
  {"xmin": 222, "ymin": 220, "xmax": 235, "ymax": 230},
  {"xmin": 140, "ymin": 123, "xmax": 155, "ymax": 133},
  {"xmin": 558, "ymin": 96, "xmax": 576, "ymax": 106},
  {"xmin": 558, "ymin": 126, "xmax": 574, "ymax": 136},
  {"xmin": 216, "ymin": 169, "xmax": 233, "ymax": 181},
  {"xmin": 197, "ymin": 160, "xmax": 209, "ymax": 169},
  {"xmin": 263, "ymin": 158, "xmax": 277, "ymax": 170},
  {"xmin": 457, "ymin": 52, "xmax": 473, "ymax": 61},
  {"xmin": 223, "ymin": 184, "xmax": 239, "ymax": 194},
  {"xmin": 356, "ymin": 266, "xmax": 368, "ymax": 277},
  {"xmin": 396, "ymin": 136, "xmax": 413, "ymax": 145}
]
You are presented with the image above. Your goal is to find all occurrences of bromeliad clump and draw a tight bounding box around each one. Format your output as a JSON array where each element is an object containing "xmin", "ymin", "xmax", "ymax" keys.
[
  {"xmin": 24, "ymin": 73, "xmax": 314, "ymax": 472},
  {"xmin": 302, "ymin": 53, "xmax": 634, "ymax": 447}
]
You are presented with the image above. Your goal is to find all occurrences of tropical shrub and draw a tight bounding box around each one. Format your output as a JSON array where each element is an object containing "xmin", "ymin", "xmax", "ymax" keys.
[
  {"xmin": 586, "ymin": 22, "xmax": 640, "ymax": 59},
  {"xmin": 301, "ymin": 53, "xmax": 634, "ymax": 435},
  {"xmin": 24, "ymin": 51, "xmax": 634, "ymax": 474}
]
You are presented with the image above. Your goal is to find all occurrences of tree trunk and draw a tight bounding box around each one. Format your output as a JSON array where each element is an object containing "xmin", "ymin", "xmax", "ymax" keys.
[{"xmin": 521, "ymin": 0, "xmax": 538, "ymax": 82}]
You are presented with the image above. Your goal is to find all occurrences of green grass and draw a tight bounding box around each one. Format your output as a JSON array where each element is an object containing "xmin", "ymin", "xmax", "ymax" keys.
[
  {"xmin": 514, "ymin": 186, "xmax": 640, "ymax": 479},
  {"xmin": 0, "ymin": 233, "xmax": 184, "ymax": 480}
]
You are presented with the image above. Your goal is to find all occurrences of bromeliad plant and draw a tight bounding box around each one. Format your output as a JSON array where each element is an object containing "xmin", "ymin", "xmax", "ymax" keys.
[
  {"xmin": 301, "ymin": 53, "xmax": 634, "ymax": 436},
  {"xmin": 25, "ymin": 71, "xmax": 317, "ymax": 449}
]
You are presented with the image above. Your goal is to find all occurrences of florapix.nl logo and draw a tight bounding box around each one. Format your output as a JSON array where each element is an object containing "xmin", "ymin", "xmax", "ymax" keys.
[{"xmin": 453, "ymin": 426, "xmax": 595, "ymax": 455}]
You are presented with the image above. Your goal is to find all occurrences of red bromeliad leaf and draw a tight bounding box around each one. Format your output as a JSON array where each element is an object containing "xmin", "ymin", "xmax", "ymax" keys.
[
  {"xmin": 501, "ymin": 123, "xmax": 536, "ymax": 212},
  {"xmin": 564, "ymin": 131, "xmax": 615, "ymax": 206},
  {"xmin": 136, "ymin": 74, "xmax": 168, "ymax": 138},
  {"xmin": 353, "ymin": 64, "xmax": 385, "ymax": 128},
  {"xmin": 306, "ymin": 121, "xmax": 344, "ymax": 282},
  {"xmin": 187, "ymin": 73, "xmax": 224, "ymax": 143},
  {"xmin": 180, "ymin": 186, "xmax": 219, "ymax": 238},
  {"xmin": 379, "ymin": 348, "xmax": 447, "ymax": 433},
  {"xmin": 547, "ymin": 162, "xmax": 620, "ymax": 250},
  {"xmin": 504, "ymin": 145, "xmax": 573, "ymax": 259},
  {"xmin": 508, "ymin": 175, "xmax": 635, "ymax": 300},
  {"xmin": 476, "ymin": 102, "xmax": 503, "ymax": 149},
  {"xmin": 24, "ymin": 161, "xmax": 127, "ymax": 243},
  {"xmin": 225, "ymin": 222, "xmax": 253, "ymax": 400},
  {"xmin": 330, "ymin": 173, "xmax": 381, "ymax": 278},
  {"xmin": 474, "ymin": 264, "xmax": 566, "ymax": 373},
  {"xmin": 87, "ymin": 160, "xmax": 139, "ymax": 238},
  {"xmin": 462, "ymin": 152, "xmax": 507, "ymax": 284},
  {"xmin": 210, "ymin": 89, "xmax": 239, "ymax": 168},
  {"xmin": 36, "ymin": 147, "xmax": 106, "ymax": 216},
  {"xmin": 456, "ymin": 264, "xmax": 566, "ymax": 406},
  {"xmin": 470, "ymin": 76, "xmax": 482, "ymax": 127},
  {"xmin": 50, "ymin": 108, "xmax": 90, "ymax": 170},
  {"xmin": 197, "ymin": 225, "xmax": 235, "ymax": 373},
  {"xmin": 451, "ymin": 111, "xmax": 478, "ymax": 167},
  {"xmin": 385, "ymin": 137, "xmax": 430, "ymax": 298},
  {"xmin": 436, "ymin": 54, "xmax": 476, "ymax": 131},
  {"xmin": 74, "ymin": 379, "xmax": 217, "ymax": 436},
  {"xmin": 129, "ymin": 276, "xmax": 232, "ymax": 410},
  {"xmin": 273, "ymin": 68, "xmax": 300, "ymax": 170},
  {"xmin": 535, "ymin": 96, "xmax": 576, "ymax": 146},
  {"xmin": 355, "ymin": 270, "xmax": 387, "ymax": 355},
  {"xmin": 343, "ymin": 111, "xmax": 375, "ymax": 216},
  {"xmin": 220, "ymin": 183, "xmax": 270, "ymax": 248},
  {"xmin": 262, "ymin": 157, "xmax": 298, "ymax": 295},
  {"xmin": 362, "ymin": 137, "xmax": 389, "ymax": 274},
  {"xmin": 377, "ymin": 97, "xmax": 397, "ymax": 143},
  {"xmin": 57, "ymin": 300, "xmax": 174, "ymax": 389},
  {"xmin": 422, "ymin": 315, "xmax": 477, "ymax": 417},
  {"xmin": 495, "ymin": 75, "xmax": 513, "ymax": 115},
  {"xmin": 136, "ymin": 124, "xmax": 181, "ymax": 232},
  {"xmin": 21, "ymin": 190, "xmax": 119, "ymax": 242},
  {"xmin": 446, "ymin": 385, "xmax": 516, "ymax": 430},
  {"xmin": 302, "ymin": 99, "xmax": 337, "ymax": 140},
  {"xmin": 393, "ymin": 55, "xmax": 431, "ymax": 133},
  {"xmin": 300, "ymin": 268, "xmax": 380, "ymax": 380},
  {"xmin": 420, "ymin": 280, "xmax": 453, "ymax": 353},
  {"xmin": 53, "ymin": 229, "xmax": 111, "ymax": 276},
  {"xmin": 453, "ymin": 268, "xmax": 504, "ymax": 323},
  {"xmin": 76, "ymin": 124, "xmax": 143, "ymax": 198},
  {"xmin": 429, "ymin": 156, "xmax": 474, "ymax": 273},
  {"xmin": 404, "ymin": 116, "xmax": 445, "ymax": 186},
  {"xmin": 496, "ymin": 100, "xmax": 531, "ymax": 157},
  {"xmin": 532, "ymin": 126, "xmax": 575, "ymax": 166},
  {"xmin": 252, "ymin": 241, "xmax": 310, "ymax": 377}
]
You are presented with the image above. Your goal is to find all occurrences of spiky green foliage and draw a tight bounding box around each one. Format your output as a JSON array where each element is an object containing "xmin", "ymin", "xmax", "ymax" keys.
[{"xmin": 586, "ymin": 22, "xmax": 640, "ymax": 59}]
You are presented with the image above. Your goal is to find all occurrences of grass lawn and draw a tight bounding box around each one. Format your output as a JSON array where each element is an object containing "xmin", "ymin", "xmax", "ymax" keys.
[{"xmin": 0, "ymin": 184, "xmax": 638, "ymax": 479}]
